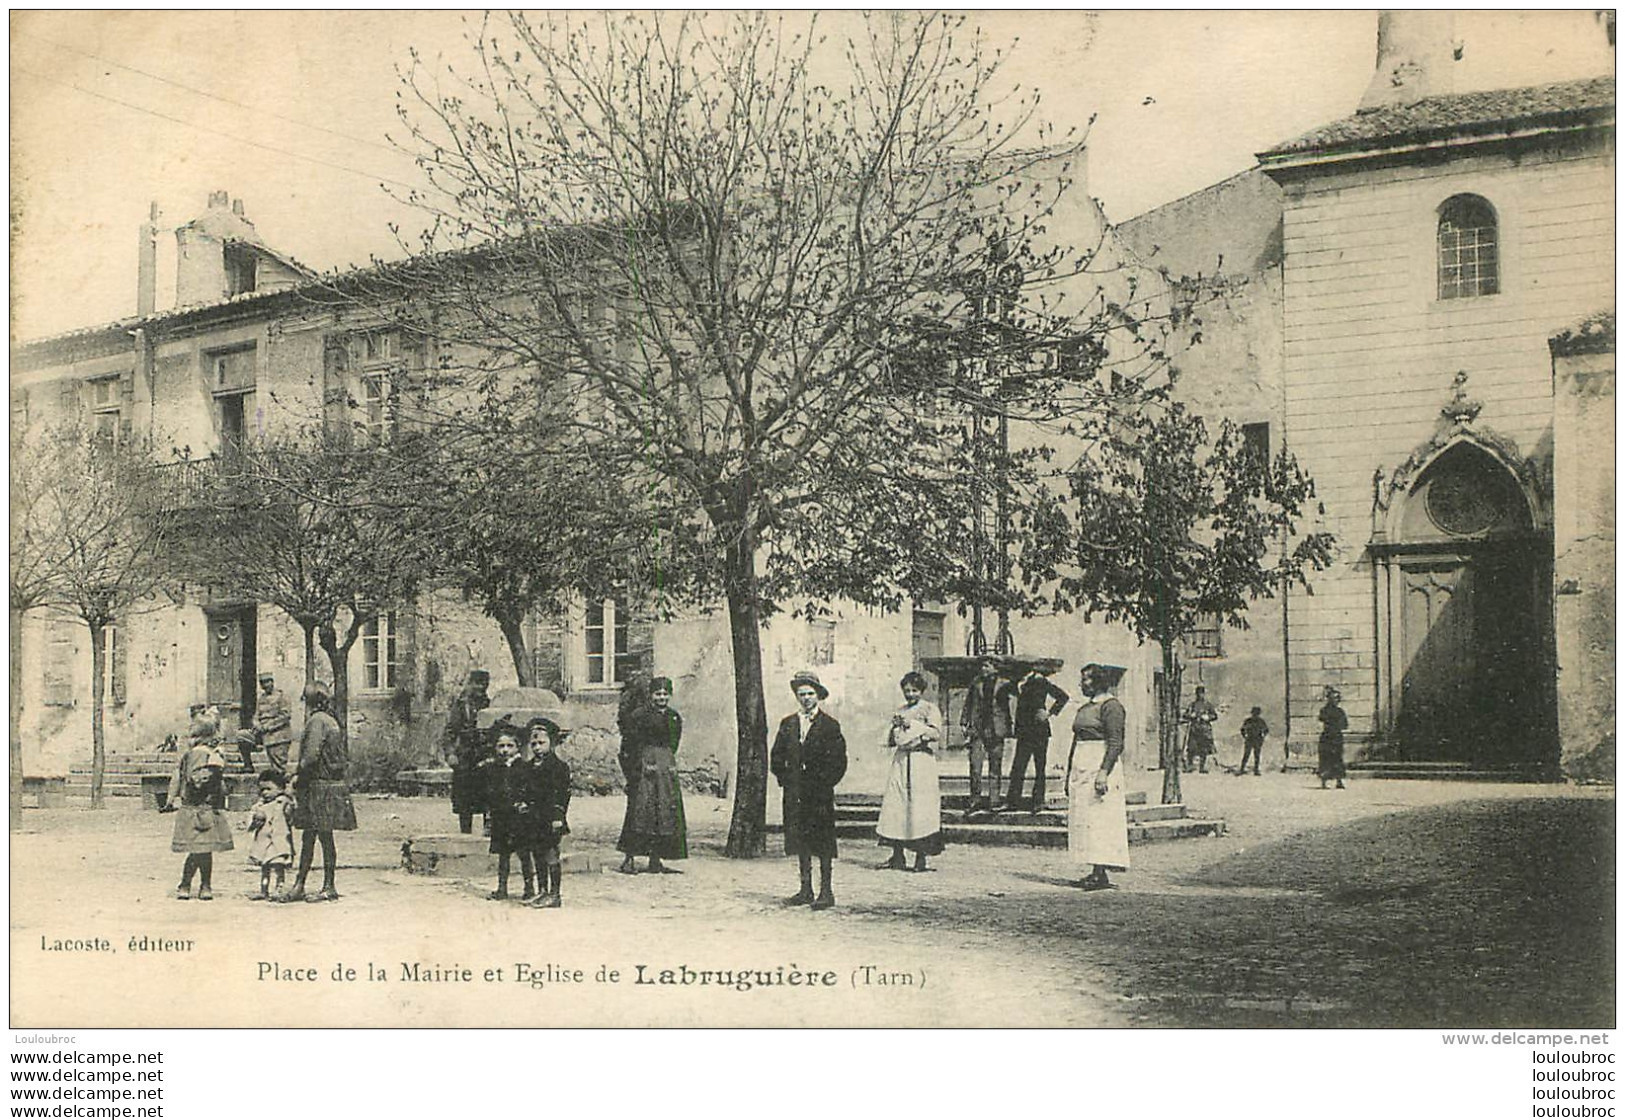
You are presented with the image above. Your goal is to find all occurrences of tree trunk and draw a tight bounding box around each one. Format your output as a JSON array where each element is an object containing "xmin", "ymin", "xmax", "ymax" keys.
[
  {"xmin": 89, "ymin": 620, "xmax": 108, "ymax": 810},
  {"xmin": 1159, "ymin": 644, "xmax": 1183, "ymax": 805},
  {"xmin": 720, "ymin": 514, "xmax": 771, "ymax": 858},
  {"xmin": 301, "ymin": 622, "xmax": 318, "ymax": 687},
  {"xmin": 495, "ymin": 607, "xmax": 535, "ymax": 687},
  {"xmin": 317, "ymin": 626, "xmax": 353, "ymax": 739},
  {"xmin": 10, "ymin": 607, "xmax": 26, "ymax": 831}
]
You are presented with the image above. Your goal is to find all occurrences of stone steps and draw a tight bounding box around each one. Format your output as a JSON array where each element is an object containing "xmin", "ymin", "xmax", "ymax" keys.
[{"xmin": 1346, "ymin": 761, "xmax": 1544, "ymax": 782}]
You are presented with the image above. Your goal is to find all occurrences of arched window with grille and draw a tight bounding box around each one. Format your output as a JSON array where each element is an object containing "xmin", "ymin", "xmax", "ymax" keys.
[{"xmin": 1437, "ymin": 195, "xmax": 1499, "ymax": 300}]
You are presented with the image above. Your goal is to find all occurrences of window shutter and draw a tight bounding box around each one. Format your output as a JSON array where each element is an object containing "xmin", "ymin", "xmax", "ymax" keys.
[
  {"xmin": 109, "ymin": 622, "xmax": 128, "ymax": 706},
  {"xmin": 57, "ymin": 379, "xmax": 85, "ymax": 421},
  {"xmin": 322, "ymin": 337, "xmax": 352, "ymax": 442},
  {"xmin": 43, "ymin": 624, "xmax": 77, "ymax": 706}
]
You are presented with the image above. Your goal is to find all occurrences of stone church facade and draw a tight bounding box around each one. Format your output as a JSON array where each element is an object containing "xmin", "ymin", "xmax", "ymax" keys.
[{"xmin": 1122, "ymin": 12, "xmax": 1615, "ymax": 773}]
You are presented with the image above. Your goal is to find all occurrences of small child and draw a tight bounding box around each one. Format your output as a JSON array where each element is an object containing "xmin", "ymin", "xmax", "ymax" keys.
[
  {"xmin": 1238, "ymin": 707, "xmax": 1270, "ymax": 777},
  {"xmin": 487, "ymin": 730, "xmax": 535, "ymax": 901},
  {"xmin": 163, "ymin": 716, "xmax": 234, "ymax": 900},
  {"xmin": 247, "ymin": 770, "xmax": 294, "ymax": 899},
  {"xmin": 525, "ymin": 717, "xmax": 572, "ymax": 909}
]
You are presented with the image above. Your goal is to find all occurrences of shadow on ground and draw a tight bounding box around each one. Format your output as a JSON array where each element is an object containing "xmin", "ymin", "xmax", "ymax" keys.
[{"xmin": 838, "ymin": 797, "xmax": 1615, "ymax": 1027}]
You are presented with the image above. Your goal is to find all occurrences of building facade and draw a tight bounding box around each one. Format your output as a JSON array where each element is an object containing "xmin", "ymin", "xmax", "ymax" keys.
[{"xmin": 1123, "ymin": 12, "xmax": 1615, "ymax": 773}]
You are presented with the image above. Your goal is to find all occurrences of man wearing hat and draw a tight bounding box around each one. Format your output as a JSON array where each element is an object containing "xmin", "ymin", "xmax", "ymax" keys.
[
  {"xmin": 444, "ymin": 670, "xmax": 493, "ymax": 834},
  {"xmin": 960, "ymin": 657, "xmax": 1010, "ymax": 811},
  {"xmin": 252, "ymin": 672, "xmax": 294, "ymax": 775},
  {"xmin": 770, "ymin": 670, "xmax": 848, "ymax": 910}
]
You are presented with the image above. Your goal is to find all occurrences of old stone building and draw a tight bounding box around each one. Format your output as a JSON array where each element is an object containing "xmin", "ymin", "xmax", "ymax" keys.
[
  {"xmin": 1122, "ymin": 12, "xmax": 1615, "ymax": 773},
  {"xmin": 12, "ymin": 178, "xmax": 1170, "ymax": 796}
]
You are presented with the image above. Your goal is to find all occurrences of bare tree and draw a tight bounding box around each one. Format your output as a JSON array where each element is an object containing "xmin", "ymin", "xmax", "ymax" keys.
[
  {"xmin": 29, "ymin": 425, "xmax": 176, "ymax": 808},
  {"xmin": 172, "ymin": 427, "xmax": 449, "ymax": 732},
  {"xmin": 9, "ymin": 429, "xmax": 69, "ymax": 827},
  {"xmin": 380, "ymin": 12, "xmax": 1183, "ymax": 854}
]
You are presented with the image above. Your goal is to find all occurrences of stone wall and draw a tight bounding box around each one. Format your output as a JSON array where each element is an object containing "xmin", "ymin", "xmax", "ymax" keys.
[{"xmin": 1551, "ymin": 337, "xmax": 1615, "ymax": 777}]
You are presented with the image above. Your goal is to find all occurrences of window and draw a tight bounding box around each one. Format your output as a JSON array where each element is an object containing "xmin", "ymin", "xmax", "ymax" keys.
[
  {"xmin": 1186, "ymin": 613, "xmax": 1224, "ymax": 660},
  {"xmin": 223, "ymin": 244, "xmax": 257, "ymax": 296},
  {"xmin": 1438, "ymin": 195, "xmax": 1499, "ymax": 300},
  {"xmin": 361, "ymin": 613, "xmax": 399, "ymax": 690},
  {"xmin": 584, "ymin": 597, "xmax": 637, "ymax": 686},
  {"xmin": 350, "ymin": 331, "xmax": 401, "ymax": 443},
  {"xmin": 210, "ymin": 346, "xmax": 256, "ymax": 391},
  {"xmin": 89, "ymin": 375, "xmax": 123, "ymax": 448},
  {"xmin": 217, "ymin": 391, "xmax": 256, "ymax": 453},
  {"xmin": 809, "ymin": 619, "xmax": 837, "ymax": 666},
  {"xmin": 1241, "ymin": 421, "xmax": 1271, "ymax": 464}
]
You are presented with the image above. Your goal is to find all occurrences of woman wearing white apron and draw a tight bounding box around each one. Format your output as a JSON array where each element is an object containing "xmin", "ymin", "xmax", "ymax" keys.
[
  {"xmin": 1067, "ymin": 663, "xmax": 1130, "ymax": 890},
  {"xmin": 877, "ymin": 671, "xmax": 945, "ymax": 872}
]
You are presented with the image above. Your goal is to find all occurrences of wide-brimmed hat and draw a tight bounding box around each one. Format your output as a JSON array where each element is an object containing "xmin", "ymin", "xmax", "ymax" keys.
[
  {"xmin": 468, "ymin": 669, "xmax": 491, "ymax": 687},
  {"xmin": 1082, "ymin": 663, "xmax": 1128, "ymax": 688},
  {"xmin": 258, "ymin": 671, "xmax": 276, "ymax": 683},
  {"xmin": 188, "ymin": 715, "xmax": 218, "ymax": 740},
  {"xmin": 789, "ymin": 669, "xmax": 829, "ymax": 700},
  {"xmin": 303, "ymin": 680, "xmax": 332, "ymax": 703}
]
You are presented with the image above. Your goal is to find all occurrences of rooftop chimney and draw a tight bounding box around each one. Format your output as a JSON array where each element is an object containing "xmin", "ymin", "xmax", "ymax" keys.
[
  {"xmin": 137, "ymin": 202, "xmax": 160, "ymax": 317},
  {"xmin": 1359, "ymin": 11, "xmax": 1457, "ymax": 112},
  {"xmin": 207, "ymin": 189, "xmax": 230, "ymax": 209}
]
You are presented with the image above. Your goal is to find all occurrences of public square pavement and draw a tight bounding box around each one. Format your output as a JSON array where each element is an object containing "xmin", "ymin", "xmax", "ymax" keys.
[{"xmin": 9, "ymin": 767, "xmax": 1613, "ymax": 1027}]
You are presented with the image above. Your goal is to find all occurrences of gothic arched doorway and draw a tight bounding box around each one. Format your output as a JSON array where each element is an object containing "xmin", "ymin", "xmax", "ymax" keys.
[{"xmin": 1373, "ymin": 441, "xmax": 1554, "ymax": 770}]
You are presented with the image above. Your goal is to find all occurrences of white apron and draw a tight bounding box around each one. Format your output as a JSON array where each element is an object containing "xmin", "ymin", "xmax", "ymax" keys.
[
  {"xmin": 1068, "ymin": 755, "xmax": 1130, "ymax": 871},
  {"xmin": 877, "ymin": 701, "xmax": 943, "ymax": 843}
]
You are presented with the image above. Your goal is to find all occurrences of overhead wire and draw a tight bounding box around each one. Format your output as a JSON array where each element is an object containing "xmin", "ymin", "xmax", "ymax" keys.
[
  {"xmin": 12, "ymin": 65, "xmax": 425, "ymax": 194},
  {"xmin": 14, "ymin": 29, "xmax": 410, "ymax": 160}
]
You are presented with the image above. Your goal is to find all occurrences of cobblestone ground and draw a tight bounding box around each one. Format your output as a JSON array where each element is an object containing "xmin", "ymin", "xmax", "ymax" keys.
[{"xmin": 9, "ymin": 769, "xmax": 1612, "ymax": 1027}]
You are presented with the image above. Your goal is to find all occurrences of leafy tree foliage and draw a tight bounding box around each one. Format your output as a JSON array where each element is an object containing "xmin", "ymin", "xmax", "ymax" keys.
[{"xmin": 1057, "ymin": 404, "xmax": 1334, "ymax": 804}]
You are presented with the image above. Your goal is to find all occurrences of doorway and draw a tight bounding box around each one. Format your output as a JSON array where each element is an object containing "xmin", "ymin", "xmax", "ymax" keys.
[{"xmin": 204, "ymin": 606, "xmax": 257, "ymax": 732}]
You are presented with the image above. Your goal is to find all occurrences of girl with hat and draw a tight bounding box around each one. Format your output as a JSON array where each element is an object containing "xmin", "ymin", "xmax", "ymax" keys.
[
  {"xmin": 279, "ymin": 681, "xmax": 357, "ymax": 903},
  {"xmin": 876, "ymin": 671, "xmax": 945, "ymax": 872},
  {"xmin": 770, "ymin": 670, "xmax": 848, "ymax": 909},
  {"xmin": 163, "ymin": 715, "xmax": 234, "ymax": 900},
  {"xmin": 616, "ymin": 677, "xmax": 688, "ymax": 873},
  {"xmin": 1066, "ymin": 664, "xmax": 1130, "ymax": 891}
]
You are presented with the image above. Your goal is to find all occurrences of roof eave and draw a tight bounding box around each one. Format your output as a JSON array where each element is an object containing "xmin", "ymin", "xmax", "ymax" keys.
[{"xmin": 1258, "ymin": 115, "xmax": 1613, "ymax": 176}]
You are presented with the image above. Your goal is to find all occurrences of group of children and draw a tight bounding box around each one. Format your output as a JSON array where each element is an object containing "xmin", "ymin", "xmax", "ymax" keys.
[
  {"xmin": 480, "ymin": 717, "xmax": 573, "ymax": 907},
  {"xmin": 168, "ymin": 711, "xmax": 572, "ymax": 909}
]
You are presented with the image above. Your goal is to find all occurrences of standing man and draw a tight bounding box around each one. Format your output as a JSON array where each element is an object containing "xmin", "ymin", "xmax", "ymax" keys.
[
  {"xmin": 253, "ymin": 672, "xmax": 294, "ymax": 775},
  {"xmin": 770, "ymin": 670, "xmax": 848, "ymax": 911},
  {"xmin": 444, "ymin": 669, "xmax": 492, "ymax": 835},
  {"xmin": 1183, "ymin": 685, "xmax": 1219, "ymax": 773},
  {"xmin": 1238, "ymin": 706, "xmax": 1270, "ymax": 777},
  {"xmin": 1002, "ymin": 665, "xmax": 1069, "ymax": 812},
  {"xmin": 960, "ymin": 658, "xmax": 1009, "ymax": 811}
]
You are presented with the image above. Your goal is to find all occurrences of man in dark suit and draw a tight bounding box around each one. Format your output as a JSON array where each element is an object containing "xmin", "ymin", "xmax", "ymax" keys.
[
  {"xmin": 961, "ymin": 658, "xmax": 1010, "ymax": 810},
  {"xmin": 1000, "ymin": 666, "xmax": 1070, "ymax": 811},
  {"xmin": 770, "ymin": 670, "xmax": 848, "ymax": 911}
]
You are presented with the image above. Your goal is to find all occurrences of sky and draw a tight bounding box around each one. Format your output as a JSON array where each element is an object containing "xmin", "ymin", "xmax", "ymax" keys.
[{"xmin": 8, "ymin": 10, "xmax": 1612, "ymax": 341}]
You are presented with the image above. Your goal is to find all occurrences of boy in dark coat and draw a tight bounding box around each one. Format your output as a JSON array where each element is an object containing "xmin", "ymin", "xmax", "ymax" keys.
[
  {"xmin": 1238, "ymin": 707, "xmax": 1270, "ymax": 776},
  {"xmin": 525, "ymin": 717, "xmax": 572, "ymax": 909},
  {"xmin": 770, "ymin": 670, "xmax": 848, "ymax": 911}
]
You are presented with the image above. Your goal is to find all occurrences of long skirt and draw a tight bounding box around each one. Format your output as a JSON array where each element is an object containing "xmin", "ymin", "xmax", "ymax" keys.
[
  {"xmin": 1318, "ymin": 735, "xmax": 1346, "ymax": 780},
  {"xmin": 876, "ymin": 747, "xmax": 944, "ymax": 855},
  {"xmin": 450, "ymin": 764, "xmax": 488, "ymax": 816},
  {"xmin": 291, "ymin": 780, "xmax": 357, "ymax": 832},
  {"xmin": 1068, "ymin": 759, "xmax": 1129, "ymax": 871},
  {"xmin": 617, "ymin": 745, "xmax": 688, "ymax": 860},
  {"xmin": 171, "ymin": 805, "xmax": 235, "ymax": 854}
]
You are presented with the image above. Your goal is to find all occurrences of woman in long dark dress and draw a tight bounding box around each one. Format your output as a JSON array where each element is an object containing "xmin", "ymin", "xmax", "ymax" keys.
[
  {"xmin": 616, "ymin": 677, "xmax": 688, "ymax": 873},
  {"xmin": 615, "ymin": 678, "xmax": 649, "ymax": 874},
  {"xmin": 1317, "ymin": 686, "xmax": 1348, "ymax": 790}
]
